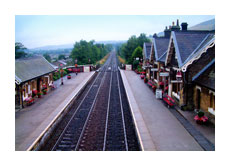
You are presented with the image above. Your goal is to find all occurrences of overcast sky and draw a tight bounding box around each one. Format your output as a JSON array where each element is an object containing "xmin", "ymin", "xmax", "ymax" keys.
[{"xmin": 15, "ymin": 15, "xmax": 215, "ymax": 49}]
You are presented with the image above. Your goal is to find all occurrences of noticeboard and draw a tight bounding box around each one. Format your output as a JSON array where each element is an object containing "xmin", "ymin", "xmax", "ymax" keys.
[
  {"xmin": 156, "ymin": 89, "xmax": 162, "ymax": 99},
  {"xmin": 125, "ymin": 65, "xmax": 132, "ymax": 71}
]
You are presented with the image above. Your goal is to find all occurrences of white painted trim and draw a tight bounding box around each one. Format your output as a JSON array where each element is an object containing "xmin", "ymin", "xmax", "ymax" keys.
[
  {"xmin": 182, "ymin": 38, "xmax": 215, "ymax": 72},
  {"xmin": 208, "ymin": 107, "xmax": 215, "ymax": 116},
  {"xmin": 196, "ymin": 85, "xmax": 202, "ymax": 92},
  {"xmin": 209, "ymin": 90, "xmax": 215, "ymax": 95},
  {"xmin": 165, "ymin": 35, "xmax": 173, "ymax": 66}
]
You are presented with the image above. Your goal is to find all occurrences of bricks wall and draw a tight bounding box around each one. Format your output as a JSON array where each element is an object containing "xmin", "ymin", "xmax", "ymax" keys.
[{"xmin": 183, "ymin": 46, "xmax": 215, "ymax": 106}]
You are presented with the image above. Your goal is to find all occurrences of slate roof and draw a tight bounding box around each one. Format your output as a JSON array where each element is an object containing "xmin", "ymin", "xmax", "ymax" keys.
[
  {"xmin": 192, "ymin": 59, "xmax": 215, "ymax": 91},
  {"xmin": 15, "ymin": 56, "xmax": 56, "ymax": 84},
  {"xmin": 152, "ymin": 37, "xmax": 170, "ymax": 62},
  {"xmin": 171, "ymin": 31, "xmax": 215, "ymax": 68},
  {"xmin": 143, "ymin": 42, "xmax": 152, "ymax": 60}
]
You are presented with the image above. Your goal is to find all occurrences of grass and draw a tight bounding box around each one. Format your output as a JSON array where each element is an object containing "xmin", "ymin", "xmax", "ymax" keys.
[
  {"xmin": 118, "ymin": 56, "xmax": 126, "ymax": 64},
  {"xmin": 96, "ymin": 54, "xmax": 110, "ymax": 65}
]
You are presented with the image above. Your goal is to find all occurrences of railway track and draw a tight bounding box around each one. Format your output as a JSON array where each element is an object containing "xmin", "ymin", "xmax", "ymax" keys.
[{"xmin": 40, "ymin": 52, "xmax": 140, "ymax": 151}]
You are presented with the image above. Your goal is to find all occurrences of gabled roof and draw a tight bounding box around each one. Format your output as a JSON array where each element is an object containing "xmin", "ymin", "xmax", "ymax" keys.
[
  {"xmin": 152, "ymin": 37, "xmax": 170, "ymax": 62},
  {"xmin": 15, "ymin": 56, "xmax": 56, "ymax": 85},
  {"xmin": 166, "ymin": 31, "xmax": 215, "ymax": 70},
  {"xmin": 192, "ymin": 59, "xmax": 215, "ymax": 91},
  {"xmin": 143, "ymin": 42, "xmax": 152, "ymax": 60}
]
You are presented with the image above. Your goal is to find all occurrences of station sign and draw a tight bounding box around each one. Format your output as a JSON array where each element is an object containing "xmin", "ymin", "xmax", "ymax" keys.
[
  {"xmin": 160, "ymin": 72, "xmax": 169, "ymax": 77},
  {"xmin": 156, "ymin": 89, "xmax": 162, "ymax": 99},
  {"xmin": 125, "ymin": 64, "xmax": 132, "ymax": 71},
  {"xmin": 151, "ymin": 68, "xmax": 158, "ymax": 71}
]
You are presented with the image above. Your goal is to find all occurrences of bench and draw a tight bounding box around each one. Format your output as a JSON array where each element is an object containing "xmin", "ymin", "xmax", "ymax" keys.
[{"xmin": 163, "ymin": 94, "xmax": 175, "ymax": 108}]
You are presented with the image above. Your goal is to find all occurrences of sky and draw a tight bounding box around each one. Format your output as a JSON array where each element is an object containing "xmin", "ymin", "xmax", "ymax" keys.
[{"xmin": 15, "ymin": 15, "xmax": 215, "ymax": 49}]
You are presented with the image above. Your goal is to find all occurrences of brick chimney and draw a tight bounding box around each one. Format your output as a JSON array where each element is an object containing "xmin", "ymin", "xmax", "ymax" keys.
[
  {"xmin": 181, "ymin": 22, "xmax": 188, "ymax": 31},
  {"xmin": 164, "ymin": 26, "xmax": 171, "ymax": 38}
]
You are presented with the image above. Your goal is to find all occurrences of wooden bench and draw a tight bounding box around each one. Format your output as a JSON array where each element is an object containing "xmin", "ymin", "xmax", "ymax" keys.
[{"xmin": 163, "ymin": 94, "xmax": 175, "ymax": 108}]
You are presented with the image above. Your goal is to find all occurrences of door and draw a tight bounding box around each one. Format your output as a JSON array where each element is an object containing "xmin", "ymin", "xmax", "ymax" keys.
[{"xmin": 197, "ymin": 89, "xmax": 201, "ymax": 110}]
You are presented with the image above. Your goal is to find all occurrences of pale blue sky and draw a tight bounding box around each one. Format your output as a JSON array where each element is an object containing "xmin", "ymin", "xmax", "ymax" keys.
[{"xmin": 15, "ymin": 15, "xmax": 215, "ymax": 49}]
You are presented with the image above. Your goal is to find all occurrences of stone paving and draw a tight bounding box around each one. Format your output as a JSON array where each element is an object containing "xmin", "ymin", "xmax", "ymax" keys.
[
  {"xmin": 15, "ymin": 72, "xmax": 94, "ymax": 151},
  {"xmin": 168, "ymin": 107, "xmax": 215, "ymax": 150},
  {"xmin": 121, "ymin": 70, "xmax": 204, "ymax": 151}
]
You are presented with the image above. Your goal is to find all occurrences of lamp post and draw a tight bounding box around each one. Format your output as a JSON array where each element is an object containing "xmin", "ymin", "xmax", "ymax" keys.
[
  {"xmin": 59, "ymin": 64, "xmax": 64, "ymax": 85},
  {"xmin": 75, "ymin": 59, "xmax": 78, "ymax": 75}
]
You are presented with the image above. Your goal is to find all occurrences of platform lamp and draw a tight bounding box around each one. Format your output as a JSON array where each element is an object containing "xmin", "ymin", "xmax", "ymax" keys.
[
  {"xmin": 59, "ymin": 63, "xmax": 64, "ymax": 85},
  {"xmin": 75, "ymin": 59, "xmax": 78, "ymax": 75}
]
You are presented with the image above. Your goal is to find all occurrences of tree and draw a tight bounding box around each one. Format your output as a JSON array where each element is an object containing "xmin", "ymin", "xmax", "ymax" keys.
[
  {"xmin": 58, "ymin": 54, "xmax": 65, "ymax": 60},
  {"xmin": 15, "ymin": 42, "xmax": 27, "ymax": 59},
  {"xmin": 70, "ymin": 40, "xmax": 113, "ymax": 65},
  {"xmin": 43, "ymin": 53, "xmax": 51, "ymax": 62},
  {"xmin": 118, "ymin": 33, "xmax": 150, "ymax": 64}
]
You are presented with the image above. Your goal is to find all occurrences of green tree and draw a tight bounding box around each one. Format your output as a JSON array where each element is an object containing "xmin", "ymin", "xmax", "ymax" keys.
[
  {"xmin": 15, "ymin": 42, "xmax": 27, "ymax": 59},
  {"xmin": 58, "ymin": 54, "xmax": 65, "ymax": 60},
  {"xmin": 131, "ymin": 46, "xmax": 143, "ymax": 60},
  {"xmin": 118, "ymin": 33, "xmax": 150, "ymax": 64},
  {"xmin": 43, "ymin": 53, "xmax": 51, "ymax": 62}
]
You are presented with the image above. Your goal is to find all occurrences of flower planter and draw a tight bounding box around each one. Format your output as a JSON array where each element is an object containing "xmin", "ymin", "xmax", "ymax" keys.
[
  {"xmin": 194, "ymin": 115, "xmax": 208, "ymax": 124},
  {"xmin": 67, "ymin": 75, "xmax": 71, "ymax": 79},
  {"xmin": 140, "ymin": 75, "xmax": 145, "ymax": 79}
]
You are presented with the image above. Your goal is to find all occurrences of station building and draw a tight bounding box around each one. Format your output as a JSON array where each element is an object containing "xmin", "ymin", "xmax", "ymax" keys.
[
  {"xmin": 142, "ymin": 20, "xmax": 215, "ymax": 121},
  {"xmin": 15, "ymin": 56, "xmax": 56, "ymax": 109}
]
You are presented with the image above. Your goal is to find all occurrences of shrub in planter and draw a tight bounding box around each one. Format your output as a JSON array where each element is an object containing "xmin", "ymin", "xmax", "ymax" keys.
[
  {"xmin": 194, "ymin": 111, "xmax": 208, "ymax": 124},
  {"xmin": 42, "ymin": 89, "xmax": 47, "ymax": 95},
  {"xmin": 140, "ymin": 75, "xmax": 145, "ymax": 79},
  {"xmin": 144, "ymin": 77, "xmax": 148, "ymax": 83},
  {"xmin": 67, "ymin": 74, "xmax": 71, "ymax": 79},
  {"xmin": 37, "ymin": 92, "xmax": 42, "ymax": 98},
  {"xmin": 32, "ymin": 90, "xmax": 37, "ymax": 98}
]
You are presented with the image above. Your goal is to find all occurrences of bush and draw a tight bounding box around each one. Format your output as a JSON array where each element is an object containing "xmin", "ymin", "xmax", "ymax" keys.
[{"xmin": 198, "ymin": 111, "xmax": 205, "ymax": 117}]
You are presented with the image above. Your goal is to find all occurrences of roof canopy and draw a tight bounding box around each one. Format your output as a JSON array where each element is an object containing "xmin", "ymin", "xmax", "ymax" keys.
[
  {"xmin": 165, "ymin": 31, "xmax": 215, "ymax": 71},
  {"xmin": 143, "ymin": 42, "xmax": 152, "ymax": 60},
  {"xmin": 15, "ymin": 56, "xmax": 56, "ymax": 85}
]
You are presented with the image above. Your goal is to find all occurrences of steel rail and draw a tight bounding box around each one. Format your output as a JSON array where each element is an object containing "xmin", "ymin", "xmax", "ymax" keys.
[
  {"xmin": 51, "ymin": 55, "xmax": 111, "ymax": 151},
  {"xmin": 102, "ymin": 59, "xmax": 114, "ymax": 151},
  {"xmin": 115, "ymin": 57, "xmax": 128, "ymax": 151},
  {"xmin": 74, "ymin": 58, "xmax": 113, "ymax": 150}
]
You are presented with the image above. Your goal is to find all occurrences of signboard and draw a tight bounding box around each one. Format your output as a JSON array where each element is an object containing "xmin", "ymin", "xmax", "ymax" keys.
[
  {"xmin": 125, "ymin": 65, "xmax": 132, "ymax": 71},
  {"xmin": 156, "ymin": 89, "xmax": 162, "ymax": 99},
  {"xmin": 151, "ymin": 68, "xmax": 158, "ymax": 71},
  {"xmin": 160, "ymin": 72, "xmax": 169, "ymax": 77}
]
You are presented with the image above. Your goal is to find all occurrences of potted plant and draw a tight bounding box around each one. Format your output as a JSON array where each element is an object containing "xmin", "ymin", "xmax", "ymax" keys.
[
  {"xmin": 140, "ymin": 74, "xmax": 145, "ymax": 79},
  {"xmin": 144, "ymin": 77, "xmax": 148, "ymax": 83},
  {"xmin": 32, "ymin": 90, "xmax": 37, "ymax": 98},
  {"xmin": 37, "ymin": 92, "xmax": 42, "ymax": 98},
  {"xmin": 194, "ymin": 111, "xmax": 208, "ymax": 124},
  {"xmin": 67, "ymin": 74, "xmax": 71, "ymax": 79},
  {"xmin": 42, "ymin": 89, "xmax": 47, "ymax": 95}
]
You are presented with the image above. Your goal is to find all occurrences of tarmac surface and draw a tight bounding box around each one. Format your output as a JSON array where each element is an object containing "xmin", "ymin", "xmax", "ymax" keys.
[
  {"xmin": 121, "ymin": 70, "xmax": 207, "ymax": 151},
  {"xmin": 15, "ymin": 72, "xmax": 94, "ymax": 151}
]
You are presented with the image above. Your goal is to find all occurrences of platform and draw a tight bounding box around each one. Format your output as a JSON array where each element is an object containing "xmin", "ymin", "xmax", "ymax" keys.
[
  {"xmin": 15, "ymin": 72, "xmax": 95, "ymax": 151},
  {"xmin": 120, "ymin": 70, "xmax": 203, "ymax": 151}
]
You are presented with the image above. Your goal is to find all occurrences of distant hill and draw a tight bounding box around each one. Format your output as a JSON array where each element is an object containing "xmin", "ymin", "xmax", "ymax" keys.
[
  {"xmin": 95, "ymin": 40, "xmax": 127, "ymax": 45},
  {"xmin": 30, "ymin": 40, "xmax": 126, "ymax": 51},
  {"xmin": 31, "ymin": 44, "xmax": 74, "ymax": 51},
  {"xmin": 188, "ymin": 19, "xmax": 215, "ymax": 31}
]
